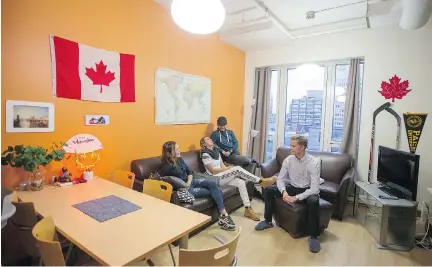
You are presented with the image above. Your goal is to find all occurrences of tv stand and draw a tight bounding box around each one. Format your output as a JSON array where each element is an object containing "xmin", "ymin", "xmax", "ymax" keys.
[{"xmin": 353, "ymin": 181, "xmax": 418, "ymax": 251}]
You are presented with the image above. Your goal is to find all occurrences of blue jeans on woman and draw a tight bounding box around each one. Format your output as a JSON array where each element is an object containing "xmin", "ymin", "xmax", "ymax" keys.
[{"xmin": 188, "ymin": 177, "xmax": 225, "ymax": 212}]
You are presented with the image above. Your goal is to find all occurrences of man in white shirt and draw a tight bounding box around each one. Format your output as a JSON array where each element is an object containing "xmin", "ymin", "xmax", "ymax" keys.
[
  {"xmin": 200, "ymin": 137, "xmax": 275, "ymax": 221},
  {"xmin": 255, "ymin": 135, "xmax": 321, "ymax": 253}
]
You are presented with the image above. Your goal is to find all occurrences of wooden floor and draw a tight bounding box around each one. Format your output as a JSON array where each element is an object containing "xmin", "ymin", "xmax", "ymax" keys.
[{"xmin": 137, "ymin": 200, "xmax": 432, "ymax": 266}]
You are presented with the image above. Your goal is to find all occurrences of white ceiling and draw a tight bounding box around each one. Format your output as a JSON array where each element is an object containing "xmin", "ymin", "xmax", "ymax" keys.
[{"xmin": 154, "ymin": 0, "xmax": 426, "ymax": 51}]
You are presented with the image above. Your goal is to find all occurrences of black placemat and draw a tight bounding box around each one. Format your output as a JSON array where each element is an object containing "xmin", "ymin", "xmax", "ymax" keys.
[{"xmin": 72, "ymin": 195, "xmax": 141, "ymax": 222}]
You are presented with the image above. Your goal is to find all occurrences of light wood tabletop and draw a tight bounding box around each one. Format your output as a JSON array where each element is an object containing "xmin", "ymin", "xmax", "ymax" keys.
[{"xmin": 16, "ymin": 177, "xmax": 211, "ymax": 266}]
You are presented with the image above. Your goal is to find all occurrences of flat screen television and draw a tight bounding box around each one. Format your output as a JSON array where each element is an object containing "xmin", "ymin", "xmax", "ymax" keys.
[{"xmin": 377, "ymin": 146, "xmax": 420, "ymax": 201}]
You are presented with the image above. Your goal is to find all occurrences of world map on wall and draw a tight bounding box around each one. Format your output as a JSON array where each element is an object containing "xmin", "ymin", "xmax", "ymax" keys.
[{"xmin": 155, "ymin": 68, "xmax": 211, "ymax": 124}]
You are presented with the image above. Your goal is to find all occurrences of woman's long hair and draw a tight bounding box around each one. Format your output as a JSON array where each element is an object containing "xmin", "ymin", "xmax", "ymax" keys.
[{"xmin": 161, "ymin": 141, "xmax": 177, "ymax": 165}]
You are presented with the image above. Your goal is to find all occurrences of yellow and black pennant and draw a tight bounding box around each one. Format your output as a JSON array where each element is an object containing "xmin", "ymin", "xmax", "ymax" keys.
[{"xmin": 403, "ymin": 112, "xmax": 428, "ymax": 154}]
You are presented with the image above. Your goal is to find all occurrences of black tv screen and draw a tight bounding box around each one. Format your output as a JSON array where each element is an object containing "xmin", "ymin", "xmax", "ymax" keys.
[{"xmin": 377, "ymin": 146, "xmax": 420, "ymax": 201}]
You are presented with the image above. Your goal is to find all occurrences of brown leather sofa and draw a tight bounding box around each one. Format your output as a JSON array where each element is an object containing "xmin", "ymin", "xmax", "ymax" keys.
[
  {"xmin": 261, "ymin": 147, "xmax": 354, "ymax": 220},
  {"xmin": 130, "ymin": 150, "xmax": 255, "ymax": 235}
]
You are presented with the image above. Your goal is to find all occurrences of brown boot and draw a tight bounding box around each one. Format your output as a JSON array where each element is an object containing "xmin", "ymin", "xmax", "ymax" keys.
[
  {"xmin": 259, "ymin": 176, "xmax": 276, "ymax": 188},
  {"xmin": 244, "ymin": 207, "xmax": 260, "ymax": 221}
]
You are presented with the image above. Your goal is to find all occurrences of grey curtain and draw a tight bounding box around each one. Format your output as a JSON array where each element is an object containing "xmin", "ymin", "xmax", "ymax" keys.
[
  {"xmin": 248, "ymin": 68, "xmax": 271, "ymax": 164},
  {"xmin": 340, "ymin": 58, "xmax": 361, "ymax": 158}
]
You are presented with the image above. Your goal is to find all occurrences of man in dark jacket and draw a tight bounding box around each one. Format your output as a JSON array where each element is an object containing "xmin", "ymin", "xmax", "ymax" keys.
[{"xmin": 210, "ymin": 116, "xmax": 257, "ymax": 170}]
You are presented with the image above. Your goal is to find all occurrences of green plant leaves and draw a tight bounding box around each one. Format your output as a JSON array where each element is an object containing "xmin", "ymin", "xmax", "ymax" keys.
[{"xmin": 1, "ymin": 142, "xmax": 67, "ymax": 175}]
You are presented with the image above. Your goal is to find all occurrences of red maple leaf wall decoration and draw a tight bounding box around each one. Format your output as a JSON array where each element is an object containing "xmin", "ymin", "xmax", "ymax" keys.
[
  {"xmin": 85, "ymin": 60, "xmax": 116, "ymax": 93},
  {"xmin": 378, "ymin": 75, "xmax": 411, "ymax": 102}
]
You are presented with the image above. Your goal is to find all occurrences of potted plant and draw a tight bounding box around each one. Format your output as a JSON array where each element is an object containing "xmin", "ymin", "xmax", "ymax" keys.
[{"xmin": 1, "ymin": 142, "xmax": 66, "ymax": 191}]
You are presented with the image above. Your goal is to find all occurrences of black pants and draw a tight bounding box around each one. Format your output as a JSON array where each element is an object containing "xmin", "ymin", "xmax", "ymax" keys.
[
  {"xmin": 264, "ymin": 184, "xmax": 320, "ymax": 237},
  {"xmin": 222, "ymin": 151, "xmax": 257, "ymax": 173},
  {"xmin": 223, "ymin": 151, "xmax": 251, "ymax": 166}
]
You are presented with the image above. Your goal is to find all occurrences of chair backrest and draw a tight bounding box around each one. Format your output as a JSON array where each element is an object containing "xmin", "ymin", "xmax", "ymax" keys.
[
  {"xmin": 10, "ymin": 199, "xmax": 40, "ymax": 257},
  {"xmin": 142, "ymin": 180, "xmax": 173, "ymax": 202},
  {"xmin": 32, "ymin": 216, "xmax": 65, "ymax": 266},
  {"xmin": 179, "ymin": 228, "xmax": 241, "ymax": 266},
  {"xmin": 11, "ymin": 201, "xmax": 37, "ymax": 227},
  {"xmin": 109, "ymin": 170, "xmax": 136, "ymax": 189}
]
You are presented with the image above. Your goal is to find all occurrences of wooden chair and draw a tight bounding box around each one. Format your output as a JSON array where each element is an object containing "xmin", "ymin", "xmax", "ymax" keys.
[
  {"xmin": 142, "ymin": 179, "xmax": 173, "ymax": 202},
  {"xmin": 179, "ymin": 228, "xmax": 241, "ymax": 266},
  {"xmin": 142, "ymin": 180, "xmax": 175, "ymax": 265},
  {"xmin": 32, "ymin": 216, "xmax": 99, "ymax": 266},
  {"xmin": 32, "ymin": 216, "xmax": 65, "ymax": 266},
  {"xmin": 10, "ymin": 199, "xmax": 40, "ymax": 263},
  {"xmin": 12, "ymin": 194, "xmax": 73, "ymax": 265},
  {"xmin": 109, "ymin": 170, "xmax": 136, "ymax": 189}
]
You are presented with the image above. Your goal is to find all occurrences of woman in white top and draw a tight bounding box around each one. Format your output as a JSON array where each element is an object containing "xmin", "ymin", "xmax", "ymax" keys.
[{"xmin": 200, "ymin": 137, "xmax": 276, "ymax": 221}]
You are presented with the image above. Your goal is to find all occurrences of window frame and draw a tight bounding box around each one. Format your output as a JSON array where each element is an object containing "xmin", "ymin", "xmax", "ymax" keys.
[{"xmin": 266, "ymin": 60, "xmax": 363, "ymax": 158}]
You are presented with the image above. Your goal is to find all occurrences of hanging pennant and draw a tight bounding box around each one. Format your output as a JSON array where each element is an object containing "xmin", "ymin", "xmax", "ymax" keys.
[{"xmin": 403, "ymin": 113, "xmax": 428, "ymax": 153}]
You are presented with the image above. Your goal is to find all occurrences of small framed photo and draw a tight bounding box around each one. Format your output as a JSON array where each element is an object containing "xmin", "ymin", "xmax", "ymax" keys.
[
  {"xmin": 85, "ymin": 115, "xmax": 110, "ymax": 126},
  {"xmin": 6, "ymin": 100, "xmax": 54, "ymax": 133}
]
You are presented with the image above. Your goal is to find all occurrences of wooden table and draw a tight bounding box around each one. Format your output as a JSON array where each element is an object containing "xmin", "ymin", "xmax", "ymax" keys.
[{"xmin": 17, "ymin": 177, "xmax": 210, "ymax": 266}]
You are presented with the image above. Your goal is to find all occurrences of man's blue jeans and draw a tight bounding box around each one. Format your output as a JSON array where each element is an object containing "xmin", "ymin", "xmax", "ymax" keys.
[{"xmin": 188, "ymin": 177, "xmax": 225, "ymax": 212}]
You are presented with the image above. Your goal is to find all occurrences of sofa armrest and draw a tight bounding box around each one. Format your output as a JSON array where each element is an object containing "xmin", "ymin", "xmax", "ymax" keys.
[
  {"xmin": 336, "ymin": 167, "xmax": 355, "ymax": 219},
  {"xmin": 170, "ymin": 192, "xmax": 181, "ymax": 206},
  {"xmin": 339, "ymin": 167, "xmax": 355, "ymax": 189},
  {"xmin": 260, "ymin": 158, "xmax": 280, "ymax": 178}
]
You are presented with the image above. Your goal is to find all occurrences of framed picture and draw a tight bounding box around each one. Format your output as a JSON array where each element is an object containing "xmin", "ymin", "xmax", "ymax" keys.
[
  {"xmin": 6, "ymin": 100, "xmax": 54, "ymax": 133},
  {"xmin": 85, "ymin": 115, "xmax": 110, "ymax": 126}
]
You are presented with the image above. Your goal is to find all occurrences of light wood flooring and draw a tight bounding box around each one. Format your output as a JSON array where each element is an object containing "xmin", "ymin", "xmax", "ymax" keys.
[{"xmin": 136, "ymin": 200, "xmax": 432, "ymax": 266}]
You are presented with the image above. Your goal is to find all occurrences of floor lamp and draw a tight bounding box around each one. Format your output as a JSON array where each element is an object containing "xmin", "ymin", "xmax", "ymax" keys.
[{"xmin": 246, "ymin": 99, "xmax": 257, "ymax": 158}]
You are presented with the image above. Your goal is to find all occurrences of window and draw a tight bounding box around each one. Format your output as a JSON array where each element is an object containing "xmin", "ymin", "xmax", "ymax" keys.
[{"xmin": 264, "ymin": 61, "xmax": 364, "ymax": 161}]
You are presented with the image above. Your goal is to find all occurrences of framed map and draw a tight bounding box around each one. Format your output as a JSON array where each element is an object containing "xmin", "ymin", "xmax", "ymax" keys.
[{"xmin": 155, "ymin": 68, "xmax": 211, "ymax": 125}]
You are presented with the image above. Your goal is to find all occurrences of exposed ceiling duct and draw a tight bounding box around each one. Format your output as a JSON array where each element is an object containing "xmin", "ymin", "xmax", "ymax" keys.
[{"xmin": 399, "ymin": 0, "xmax": 432, "ymax": 30}]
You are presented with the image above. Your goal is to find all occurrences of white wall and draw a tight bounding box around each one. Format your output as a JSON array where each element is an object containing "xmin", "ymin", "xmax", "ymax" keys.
[{"xmin": 243, "ymin": 22, "xmax": 432, "ymax": 203}]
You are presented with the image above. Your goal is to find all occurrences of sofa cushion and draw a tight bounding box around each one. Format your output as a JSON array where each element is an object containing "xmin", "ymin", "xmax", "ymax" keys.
[
  {"xmin": 320, "ymin": 180, "xmax": 339, "ymax": 194},
  {"xmin": 181, "ymin": 151, "xmax": 206, "ymax": 173},
  {"xmin": 181, "ymin": 197, "xmax": 213, "ymax": 212},
  {"xmin": 221, "ymin": 185, "xmax": 238, "ymax": 199},
  {"xmin": 175, "ymin": 185, "xmax": 239, "ymax": 213},
  {"xmin": 319, "ymin": 181, "xmax": 339, "ymax": 204},
  {"xmin": 161, "ymin": 176, "xmax": 188, "ymax": 190}
]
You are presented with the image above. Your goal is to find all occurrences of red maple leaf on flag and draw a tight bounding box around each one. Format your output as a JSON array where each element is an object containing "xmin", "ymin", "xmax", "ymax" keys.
[
  {"xmin": 85, "ymin": 60, "xmax": 115, "ymax": 93},
  {"xmin": 378, "ymin": 75, "xmax": 411, "ymax": 102}
]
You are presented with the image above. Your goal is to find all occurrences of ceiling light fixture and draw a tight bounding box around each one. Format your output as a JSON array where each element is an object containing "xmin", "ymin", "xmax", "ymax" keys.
[{"xmin": 170, "ymin": 0, "xmax": 226, "ymax": 35}]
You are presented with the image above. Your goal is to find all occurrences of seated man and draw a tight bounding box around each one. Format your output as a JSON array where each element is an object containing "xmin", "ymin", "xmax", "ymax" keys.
[
  {"xmin": 200, "ymin": 137, "xmax": 276, "ymax": 221},
  {"xmin": 255, "ymin": 135, "xmax": 321, "ymax": 253},
  {"xmin": 210, "ymin": 116, "xmax": 257, "ymax": 170}
]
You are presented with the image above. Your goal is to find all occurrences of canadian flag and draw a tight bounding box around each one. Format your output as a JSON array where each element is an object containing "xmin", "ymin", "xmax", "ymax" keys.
[{"xmin": 49, "ymin": 35, "xmax": 135, "ymax": 102}]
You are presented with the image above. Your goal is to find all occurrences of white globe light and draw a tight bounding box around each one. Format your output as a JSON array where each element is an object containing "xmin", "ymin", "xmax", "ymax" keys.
[{"xmin": 171, "ymin": 0, "xmax": 226, "ymax": 35}]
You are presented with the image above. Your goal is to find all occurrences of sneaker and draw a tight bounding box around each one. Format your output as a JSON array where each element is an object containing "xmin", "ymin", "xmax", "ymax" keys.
[
  {"xmin": 259, "ymin": 176, "xmax": 276, "ymax": 188},
  {"xmin": 244, "ymin": 207, "xmax": 260, "ymax": 221},
  {"xmin": 218, "ymin": 215, "xmax": 236, "ymax": 231},
  {"xmin": 255, "ymin": 220, "xmax": 274, "ymax": 231},
  {"xmin": 308, "ymin": 237, "xmax": 321, "ymax": 253}
]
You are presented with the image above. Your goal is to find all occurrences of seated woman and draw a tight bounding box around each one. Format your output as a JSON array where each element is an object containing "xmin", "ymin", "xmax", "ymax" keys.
[
  {"xmin": 200, "ymin": 137, "xmax": 276, "ymax": 221},
  {"xmin": 159, "ymin": 141, "xmax": 236, "ymax": 231}
]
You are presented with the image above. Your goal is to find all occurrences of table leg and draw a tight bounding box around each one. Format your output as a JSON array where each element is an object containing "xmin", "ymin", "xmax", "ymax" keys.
[
  {"xmin": 379, "ymin": 205, "xmax": 389, "ymax": 246},
  {"xmin": 179, "ymin": 235, "xmax": 189, "ymax": 249},
  {"xmin": 65, "ymin": 243, "xmax": 74, "ymax": 265},
  {"xmin": 353, "ymin": 184, "xmax": 360, "ymax": 216}
]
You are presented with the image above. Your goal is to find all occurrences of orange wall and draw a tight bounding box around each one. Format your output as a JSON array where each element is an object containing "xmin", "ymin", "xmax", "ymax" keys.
[{"xmin": 1, "ymin": 0, "xmax": 245, "ymax": 187}]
